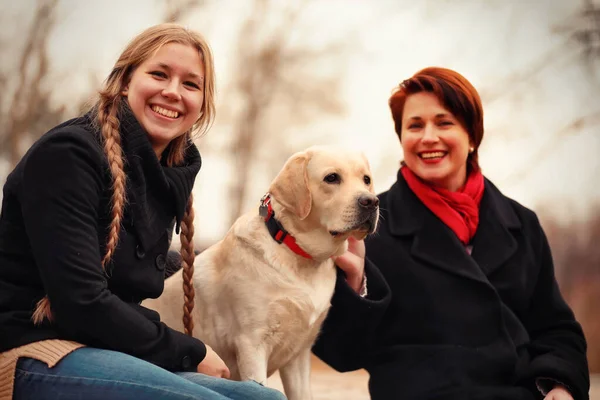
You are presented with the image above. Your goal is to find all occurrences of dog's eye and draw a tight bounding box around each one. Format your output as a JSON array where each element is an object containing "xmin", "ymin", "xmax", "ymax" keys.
[
  {"xmin": 363, "ymin": 175, "xmax": 371, "ymax": 185},
  {"xmin": 324, "ymin": 173, "xmax": 341, "ymax": 184}
]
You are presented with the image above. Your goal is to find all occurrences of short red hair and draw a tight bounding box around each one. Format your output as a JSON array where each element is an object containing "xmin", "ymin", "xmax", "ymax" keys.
[{"xmin": 389, "ymin": 67, "xmax": 484, "ymax": 172}]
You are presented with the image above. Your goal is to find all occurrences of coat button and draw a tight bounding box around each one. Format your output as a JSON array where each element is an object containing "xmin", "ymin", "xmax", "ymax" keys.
[
  {"xmin": 155, "ymin": 254, "xmax": 166, "ymax": 271},
  {"xmin": 135, "ymin": 245, "xmax": 145, "ymax": 259},
  {"xmin": 181, "ymin": 355, "xmax": 192, "ymax": 370}
]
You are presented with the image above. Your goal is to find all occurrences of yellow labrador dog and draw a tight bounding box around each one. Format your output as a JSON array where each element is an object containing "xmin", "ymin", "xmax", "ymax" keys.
[{"xmin": 143, "ymin": 146, "xmax": 379, "ymax": 400}]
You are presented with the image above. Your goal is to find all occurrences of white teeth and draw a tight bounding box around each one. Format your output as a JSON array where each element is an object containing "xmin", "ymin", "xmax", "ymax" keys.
[
  {"xmin": 420, "ymin": 151, "xmax": 445, "ymax": 159},
  {"xmin": 151, "ymin": 105, "xmax": 179, "ymax": 118}
]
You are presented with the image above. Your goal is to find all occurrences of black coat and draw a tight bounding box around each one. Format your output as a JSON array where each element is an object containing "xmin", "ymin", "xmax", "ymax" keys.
[
  {"xmin": 0, "ymin": 107, "xmax": 207, "ymax": 371},
  {"xmin": 313, "ymin": 171, "xmax": 590, "ymax": 400}
]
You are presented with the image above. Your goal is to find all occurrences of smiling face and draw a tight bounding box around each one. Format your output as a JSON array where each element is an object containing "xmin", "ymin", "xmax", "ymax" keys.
[
  {"xmin": 401, "ymin": 92, "xmax": 473, "ymax": 192},
  {"xmin": 123, "ymin": 42, "xmax": 205, "ymax": 158}
]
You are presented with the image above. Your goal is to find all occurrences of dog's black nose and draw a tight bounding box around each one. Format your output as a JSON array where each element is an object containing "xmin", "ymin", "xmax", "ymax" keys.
[{"xmin": 358, "ymin": 194, "xmax": 379, "ymax": 209}]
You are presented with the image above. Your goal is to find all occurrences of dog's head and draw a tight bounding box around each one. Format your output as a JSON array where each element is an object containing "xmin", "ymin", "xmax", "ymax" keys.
[{"xmin": 268, "ymin": 146, "xmax": 379, "ymax": 252}]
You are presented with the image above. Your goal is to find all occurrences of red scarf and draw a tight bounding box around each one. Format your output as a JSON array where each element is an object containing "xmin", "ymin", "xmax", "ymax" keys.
[{"xmin": 401, "ymin": 166, "xmax": 485, "ymax": 245}]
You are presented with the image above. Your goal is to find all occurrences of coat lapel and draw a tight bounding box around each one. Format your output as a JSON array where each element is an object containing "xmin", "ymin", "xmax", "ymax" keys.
[
  {"xmin": 470, "ymin": 179, "xmax": 521, "ymax": 276},
  {"xmin": 386, "ymin": 172, "xmax": 522, "ymax": 283},
  {"xmin": 387, "ymin": 172, "xmax": 489, "ymax": 285},
  {"xmin": 411, "ymin": 213, "xmax": 490, "ymax": 284},
  {"xmin": 116, "ymin": 105, "xmax": 201, "ymax": 253}
]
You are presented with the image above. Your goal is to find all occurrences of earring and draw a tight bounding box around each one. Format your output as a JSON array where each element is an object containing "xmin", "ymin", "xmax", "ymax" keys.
[{"xmin": 469, "ymin": 147, "xmax": 475, "ymax": 154}]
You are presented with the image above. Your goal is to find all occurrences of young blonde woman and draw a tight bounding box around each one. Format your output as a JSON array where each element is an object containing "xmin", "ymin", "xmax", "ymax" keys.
[{"xmin": 0, "ymin": 24, "xmax": 285, "ymax": 400}]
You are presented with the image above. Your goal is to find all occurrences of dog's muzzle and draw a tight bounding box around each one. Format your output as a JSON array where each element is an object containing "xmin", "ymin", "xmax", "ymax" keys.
[
  {"xmin": 358, "ymin": 194, "xmax": 379, "ymax": 233},
  {"xmin": 330, "ymin": 194, "xmax": 380, "ymax": 236}
]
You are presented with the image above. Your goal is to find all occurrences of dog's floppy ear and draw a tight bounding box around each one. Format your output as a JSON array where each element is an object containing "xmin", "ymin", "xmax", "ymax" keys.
[{"xmin": 269, "ymin": 152, "xmax": 312, "ymax": 220}]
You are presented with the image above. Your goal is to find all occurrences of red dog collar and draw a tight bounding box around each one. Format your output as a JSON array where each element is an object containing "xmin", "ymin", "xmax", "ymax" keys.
[{"xmin": 259, "ymin": 193, "xmax": 313, "ymax": 260}]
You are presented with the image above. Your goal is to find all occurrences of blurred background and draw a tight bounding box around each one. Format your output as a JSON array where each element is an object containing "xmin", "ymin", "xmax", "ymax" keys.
[{"xmin": 0, "ymin": 0, "xmax": 598, "ymax": 397}]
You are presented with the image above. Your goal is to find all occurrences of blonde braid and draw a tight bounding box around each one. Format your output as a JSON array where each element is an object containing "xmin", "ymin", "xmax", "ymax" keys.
[
  {"xmin": 32, "ymin": 98, "xmax": 126, "ymax": 325},
  {"xmin": 31, "ymin": 297, "xmax": 52, "ymax": 325},
  {"xmin": 180, "ymin": 194, "xmax": 196, "ymax": 336},
  {"xmin": 98, "ymin": 98, "xmax": 127, "ymax": 269}
]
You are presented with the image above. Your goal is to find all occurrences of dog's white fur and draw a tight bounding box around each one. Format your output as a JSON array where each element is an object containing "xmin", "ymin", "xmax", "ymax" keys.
[{"xmin": 143, "ymin": 146, "xmax": 379, "ymax": 400}]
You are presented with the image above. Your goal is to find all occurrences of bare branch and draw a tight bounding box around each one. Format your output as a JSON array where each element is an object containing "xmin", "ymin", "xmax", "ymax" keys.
[
  {"xmin": 552, "ymin": 0, "xmax": 600, "ymax": 65},
  {"xmin": 164, "ymin": 0, "xmax": 204, "ymax": 23},
  {"xmin": 224, "ymin": 0, "xmax": 349, "ymax": 224},
  {"xmin": 498, "ymin": 109, "xmax": 600, "ymax": 186},
  {"xmin": 3, "ymin": 0, "xmax": 63, "ymax": 166},
  {"xmin": 479, "ymin": 38, "xmax": 578, "ymax": 105}
]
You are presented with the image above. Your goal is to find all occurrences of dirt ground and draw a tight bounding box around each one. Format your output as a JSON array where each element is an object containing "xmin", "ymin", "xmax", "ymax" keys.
[
  {"xmin": 266, "ymin": 356, "xmax": 600, "ymax": 400},
  {"xmin": 267, "ymin": 356, "xmax": 369, "ymax": 400}
]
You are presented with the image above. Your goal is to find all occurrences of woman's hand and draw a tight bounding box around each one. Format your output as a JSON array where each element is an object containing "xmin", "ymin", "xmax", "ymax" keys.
[
  {"xmin": 332, "ymin": 237, "xmax": 365, "ymax": 293},
  {"xmin": 197, "ymin": 344, "xmax": 231, "ymax": 379},
  {"xmin": 544, "ymin": 385, "xmax": 573, "ymax": 400}
]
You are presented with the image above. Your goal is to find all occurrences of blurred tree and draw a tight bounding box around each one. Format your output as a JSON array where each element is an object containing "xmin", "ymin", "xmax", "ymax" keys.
[
  {"xmin": 479, "ymin": 0, "xmax": 600, "ymax": 104},
  {"xmin": 164, "ymin": 0, "xmax": 205, "ymax": 23},
  {"xmin": 540, "ymin": 208, "xmax": 600, "ymax": 372},
  {"xmin": 535, "ymin": 0, "xmax": 600, "ymax": 373},
  {"xmin": 0, "ymin": 0, "xmax": 64, "ymax": 168},
  {"xmin": 561, "ymin": 0, "xmax": 600, "ymax": 63},
  {"xmin": 0, "ymin": 0, "xmax": 207, "ymax": 171},
  {"xmin": 478, "ymin": 0, "xmax": 600, "ymax": 187},
  {"xmin": 222, "ymin": 0, "xmax": 348, "ymax": 226}
]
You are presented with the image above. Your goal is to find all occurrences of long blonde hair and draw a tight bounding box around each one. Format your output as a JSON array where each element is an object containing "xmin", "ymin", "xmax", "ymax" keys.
[{"xmin": 33, "ymin": 23, "xmax": 215, "ymax": 337}]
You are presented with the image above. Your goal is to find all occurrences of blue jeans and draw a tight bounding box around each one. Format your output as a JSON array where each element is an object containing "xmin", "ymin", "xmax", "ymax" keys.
[{"xmin": 13, "ymin": 347, "xmax": 287, "ymax": 400}]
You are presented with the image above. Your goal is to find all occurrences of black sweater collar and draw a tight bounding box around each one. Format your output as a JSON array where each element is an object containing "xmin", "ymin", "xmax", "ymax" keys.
[{"xmin": 111, "ymin": 103, "xmax": 201, "ymax": 251}]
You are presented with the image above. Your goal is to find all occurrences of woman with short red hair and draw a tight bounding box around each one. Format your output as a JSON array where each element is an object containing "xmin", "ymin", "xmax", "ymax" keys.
[{"xmin": 314, "ymin": 67, "xmax": 590, "ymax": 400}]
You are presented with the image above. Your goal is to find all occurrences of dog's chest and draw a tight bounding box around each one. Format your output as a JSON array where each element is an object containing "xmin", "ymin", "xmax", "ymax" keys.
[
  {"xmin": 269, "ymin": 262, "xmax": 337, "ymax": 339},
  {"xmin": 305, "ymin": 266, "xmax": 337, "ymax": 325}
]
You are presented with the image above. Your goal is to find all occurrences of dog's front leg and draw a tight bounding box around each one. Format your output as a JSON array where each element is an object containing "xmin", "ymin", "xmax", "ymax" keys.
[
  {"xmin": 279, "ymin": 347, "xmax": 312, "ymax": 400},
  {"xmin": 234, "ymin": 336, "xmax": 268, "ymax": 385}
]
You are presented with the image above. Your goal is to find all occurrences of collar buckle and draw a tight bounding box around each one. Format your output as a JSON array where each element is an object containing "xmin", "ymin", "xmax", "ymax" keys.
[
  {"xmin": 274, "ymin": 230, "xmax": 287, "ymax": 244},
  {"xmin": 259, "ymin": 193, "xmax": 271, "ymax": 219}
]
